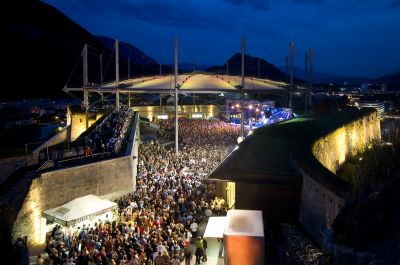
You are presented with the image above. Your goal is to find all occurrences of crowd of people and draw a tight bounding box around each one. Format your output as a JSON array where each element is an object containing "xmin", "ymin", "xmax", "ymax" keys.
[
  {"xmin": 40, "ymin": 118, "xmax": 241, "ymax": 265},
  {"xmin": 85, "ymin": 109, "xmax": 134, "ymax": 155},
  {"xmin": 159, "ymin": 118, "xmax": 242, "ymax": 147}
]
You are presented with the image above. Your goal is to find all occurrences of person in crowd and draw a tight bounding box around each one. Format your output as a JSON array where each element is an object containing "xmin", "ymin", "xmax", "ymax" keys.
[
  {"xmin": 43, "ymin": 118, "xmax": 238, "ymax": 265},
  {"xmin": 184, "ymin": 245, "xmax": 192, "ymax": 265},
  {"xmin": 190, "ymin": 220, "xmax": 198, "ymax": 239},
  {"xmin": 194, "ymin": 237, "xmax": 204, "ymax": 265},
  {"xmin": 202, "ymin": 236, "xmax": 208, "ymax": 262}
]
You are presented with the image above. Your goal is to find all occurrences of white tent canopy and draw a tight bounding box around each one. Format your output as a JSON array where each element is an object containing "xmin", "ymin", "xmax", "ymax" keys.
[{"xmin": 42, "ymin": 194, "xmax": 117, "ymax": 226}]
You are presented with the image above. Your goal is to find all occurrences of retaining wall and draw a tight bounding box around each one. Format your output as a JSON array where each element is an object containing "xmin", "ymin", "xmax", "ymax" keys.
[
  {"xmin": 12, "ymin": 113, "xmax": 140, "ymax": 246},
  {"xmin": 298, "ymin": 110, "xmax": 381, "ymax": 246}
]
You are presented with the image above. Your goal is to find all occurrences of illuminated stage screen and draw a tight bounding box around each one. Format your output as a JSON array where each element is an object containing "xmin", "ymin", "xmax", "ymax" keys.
[{"xmin": 226, "ymin": 100, "xmax": 292, "ymax": 129}]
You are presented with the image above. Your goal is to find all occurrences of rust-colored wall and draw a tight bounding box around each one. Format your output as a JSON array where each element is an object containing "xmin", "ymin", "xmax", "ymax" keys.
[{"xmin": 224, "ymin": 235, "xmax": 264, "ymax": 265}]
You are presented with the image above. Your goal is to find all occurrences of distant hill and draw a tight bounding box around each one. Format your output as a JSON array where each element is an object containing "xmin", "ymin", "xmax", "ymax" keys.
[
  {"xmin": 3, "ymin": 0, "xmax": 109, "ymax": 101},
  {"xmin": 168, "ymin": 62, "xmax": 212, "ymax": 72},
  {"xmin": 96, "ymin": 36, "xmax": 157, "ymax": 65},
  {"xmin": 2, "ymin": 1, "xmax": 171, "ymax": 101},
  {"xmin": 206, "ymin": 53, "xmax": 291, "ymax": 82},
  {"xmin": 376, "ymin": 72, "xmax": 400, "ymax": 84}
]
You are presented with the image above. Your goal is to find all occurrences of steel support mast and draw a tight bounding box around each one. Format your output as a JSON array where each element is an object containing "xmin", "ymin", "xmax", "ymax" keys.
[
  {"xmin": 241, "ymin": 37, "xmax": 245, "ymax": 138},
  {"xmin": 83, "ymin": 44, "xmax": 89, "ymax": 130},
  {"xmin": 289, "ymin": 41, "xmax": 294, "ymax": 109},
  {"xmin": 174, "ymin": 37, "xmax": 179, "ymax": 155},
  {"xmin": 115, "ymin": 39, "xmax": 120, "ymax": 111}
]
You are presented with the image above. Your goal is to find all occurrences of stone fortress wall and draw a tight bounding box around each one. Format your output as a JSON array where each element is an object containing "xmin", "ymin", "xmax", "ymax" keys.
[
  {"xmin": 297, "ymin": 110, "xmax": 381, "ymax": 247},
  {"xmin": 12, "ymin": 112, "xmax": 140, "ymax": 246}
]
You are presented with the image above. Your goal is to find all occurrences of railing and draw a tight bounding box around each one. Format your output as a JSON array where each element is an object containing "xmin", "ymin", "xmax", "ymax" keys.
[
  {"xmin": 35, "ymin": 152, "xmax": 113, "ymax": 172},
  {"xmin": 56, "ymin": 152, "xmax": 113, "ymax": 169},
  {"xmin": 31, "ymin": 125, "xmax": 70, "ymax": 156},
  {"xmin": 36, "ymin": 160, "xmax": 54, "ymax": 172},
  {"xmin": 25, "ymin": 141, "xmax": 45, "ymax": 157}
]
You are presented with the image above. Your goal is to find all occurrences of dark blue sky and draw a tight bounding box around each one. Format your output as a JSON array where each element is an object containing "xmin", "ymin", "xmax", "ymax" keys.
[{"xmin": 45, "ymin": 0, "xmax": 400, "ymax": 78}]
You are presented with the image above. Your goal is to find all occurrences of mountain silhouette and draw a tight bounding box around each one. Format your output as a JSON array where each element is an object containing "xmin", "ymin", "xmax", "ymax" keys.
[
  {"xmin": 206, "ymin": 53, "xmax": 291, "ymax": 82},
  {"xmin": 95, "ymin": 36, "xmax": 157, "ymax": 65},
  {"xmin": 2, "ymin": 0, "xmax": 170, "ymax": 101},
  {"xmin": 3, "ymin": 0, "xmax": 109, "ymax": 101}
]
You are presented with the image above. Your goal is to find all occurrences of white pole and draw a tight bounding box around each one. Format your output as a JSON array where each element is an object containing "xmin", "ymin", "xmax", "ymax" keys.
[
  {"xmin": 305, "ymin": 52, "xmax": 308, "ymax": 115},
  {"xmin": 285, "ymin": 56, "xmax": 289, "ymax": 83},
  {"xmin": 227, "ymin": 59, "xmax": 229, "ymax": 75},
  {"xmin": 99, "ymin": 53, "xmax": 103, "ymax": 85},
  {"xmin": 174, "ymin": 37, "xmax": 179, "ymax": 155},
  {"xmin": 83, "ymin": 44, "xmax": 88, "ymax": 87},
  {"xmin": 241, "ymin": 37, "xmax": 245, "ymax": 138},
  {"xmin": 309, "ymin": 48, "xmax": 313, "ymax": 107},
  {"xmin": 84, "ymin": 89, "xmax": 89, "ymax": 130},
  {"xmin": 83, "ymin": 44, "xmax": 89, "ymax": 130},
  {"xmin": 115, "ymin": 39, "xmax": 120, "ymax": 111},
  {"xmin": 127, "ymin": 56, "xmax": 130, "ymax": 79},
  {"xmin": 289, "ymin": 41, "xmax": 294, "ymax": 109},
  {"xmin": 193, "ymin": 93, "xmax": 196, "ymax": 112}
]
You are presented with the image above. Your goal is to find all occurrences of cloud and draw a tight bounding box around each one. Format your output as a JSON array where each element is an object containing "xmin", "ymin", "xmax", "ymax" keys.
[
  {"xmin": 44, "ymin": 0, "xmax": 400, "ymax": 77},
  {"xmin": 54, "ymin": 0, "xmax": 242, "ymax": 31},
  {"xmin": 388, "ymin": 0, "xmax": 400, "ymax": 7},
  {"xmin": 292, "ymin": 0, "xmax": 325, "ymax": 5},
  {"xmin": 221, "ymin": 0, "xmax": 270, "ymax": 10}
]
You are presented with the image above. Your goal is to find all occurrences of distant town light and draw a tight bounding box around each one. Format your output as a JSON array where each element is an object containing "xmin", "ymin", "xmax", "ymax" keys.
[
  {"xmin": 192, "ymin": 113, "xmax": 203, "ymax": 119},
  {"xmin": 157, "ymin": 114, "xmax": 168, "ymax": 120}
]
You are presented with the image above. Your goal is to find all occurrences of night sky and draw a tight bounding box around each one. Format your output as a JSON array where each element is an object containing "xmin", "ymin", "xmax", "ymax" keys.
[{"xmin": 45, "ymin": 0, "xmax": 400, "ymax": 78}]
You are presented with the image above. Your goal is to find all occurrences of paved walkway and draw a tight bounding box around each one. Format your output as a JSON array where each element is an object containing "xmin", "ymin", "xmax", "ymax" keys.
[{"xmin": 181, "ymin": 218, "xmax": 225, "ymax": 265}]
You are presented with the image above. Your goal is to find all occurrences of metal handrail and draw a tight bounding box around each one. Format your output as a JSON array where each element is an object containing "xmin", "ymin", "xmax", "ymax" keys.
[
  {"xmin": 36, "ymin": 160, "xmax": 54, "ymax": 172},
  {"xmin": 56, "ymin": 152, "xmax": 112, "ymax": 167}
]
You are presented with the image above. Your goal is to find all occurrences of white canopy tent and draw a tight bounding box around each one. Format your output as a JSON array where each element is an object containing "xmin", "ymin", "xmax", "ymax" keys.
[{"xmin": 42, "ymin": 194, "xmax": 117, "ymax": 227}]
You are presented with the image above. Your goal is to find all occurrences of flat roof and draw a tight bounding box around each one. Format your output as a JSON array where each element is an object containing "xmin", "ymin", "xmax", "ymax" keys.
[{"xmin": 225, "ymin": 210, "xmax": 264, "ymax": 237}]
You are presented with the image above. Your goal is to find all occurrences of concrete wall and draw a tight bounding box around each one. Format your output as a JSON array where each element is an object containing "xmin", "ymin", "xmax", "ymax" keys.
[
  {"xmin": 312, "ymin": 111, "xmax": 381, "ymax": 174},
  {"xmin": 299, "ymin": 170, "xmax": 345, "ymax": 246},
  {"xmin": 13, "ymin": 113, "xmax": 140, "ymax": 246},
  {"xmin": 67, "ymin": 106, "xmax": 104, "ymax": 141},
  {"xmin": 298, "ymin": 110, "xmax": 381, "ymax": 247},
  {"xmin": 28, "ymin": 125, "xmax": 71, "ymax": 165}
]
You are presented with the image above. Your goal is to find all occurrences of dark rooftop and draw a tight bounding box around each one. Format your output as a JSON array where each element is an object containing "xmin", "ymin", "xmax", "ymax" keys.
[{"xmin": 208, "ymin": 107, "xmax": 376, "ymax": 196}]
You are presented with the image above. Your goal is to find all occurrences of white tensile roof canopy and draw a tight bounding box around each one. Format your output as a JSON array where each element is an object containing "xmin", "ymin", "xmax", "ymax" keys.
[
  {"xmin": 64, "ymin": 73, "xmax": 289, "ymax": 94},
  {"xmin": 42, "ymin": 194, "xmax": 117, "ymax": 226}
]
